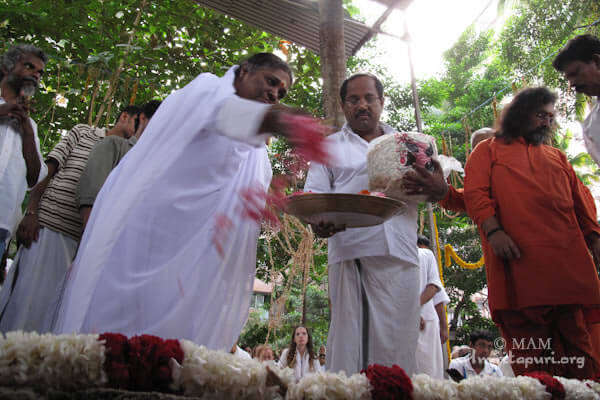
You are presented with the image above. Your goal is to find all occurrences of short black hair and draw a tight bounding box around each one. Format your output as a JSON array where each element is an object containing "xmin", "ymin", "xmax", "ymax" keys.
[
  {"xmin": 141, "ymin": 100, "xmax": 161, "ymax": 119},
  {"xmin": 417, "ymin": 234, "xmax": 430, "ymax": 247},
  {"xmin": 0, "ymin": 44, "xmax": 48, "ymax": 81},
  {"xmin": 469, "ymin": 330, "xmax": 494, "ymax": 346},
  {"xmin": 116, "ymin": 105, "xmax": 140, "ymax": 129},
  {"xmin": 118, "ymin": 105, "xmax": 140, "ymax": 119},
  {"xmin": 553, "ymin": 34, "xmax": 600, "ymax": 72},
  {"xmin": 235, "ymin": 52, "xmax": 293, "ymax": 84},
  {"xmin": 339, "ymin": 73, "xmax": 384, "ymax": 103}
]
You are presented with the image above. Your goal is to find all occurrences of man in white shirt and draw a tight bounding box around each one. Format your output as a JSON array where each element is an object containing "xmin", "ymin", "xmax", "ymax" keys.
[
  {"xmin": 553, "ymin": 34, "xmax": 600, "ymax": 166},
  {"xmin": 0, "ymin": 44, "xmax": 47, "ymax": 259},
  {"xmin": 415, "ymin": 235, "xmax": 446, "ymax": 379},
  {"xmin": 304, "ymin": 73, "xmax": 446, "ymax": 375},
  {"xmin": 51, "ymin": 53, "xmax": 319, "ymax": 353},
  {"xmin": 448, "ymin": 330, "xmax": 502, "ymax": 380}
]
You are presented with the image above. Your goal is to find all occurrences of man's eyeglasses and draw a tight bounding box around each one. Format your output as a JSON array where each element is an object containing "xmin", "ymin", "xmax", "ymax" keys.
[
  {"xmin": 344, "ymin": 95, "xmax": 381, "ymax": 106},
  {"xmin": 534, "ymin": 111, "xmax": 555, "ymax": 124}
]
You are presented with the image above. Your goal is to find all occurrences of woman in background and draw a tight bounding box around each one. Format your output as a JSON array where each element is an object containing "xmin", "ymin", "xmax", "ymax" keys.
[{"xmin": 278, "ymin": 326, "xmax": 322, "ymax": 380}]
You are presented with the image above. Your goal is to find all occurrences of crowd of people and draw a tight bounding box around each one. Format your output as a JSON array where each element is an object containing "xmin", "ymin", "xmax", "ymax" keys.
[{"xmin": 0, "ymin": 32, "xmax": 599, "ymax": 385}]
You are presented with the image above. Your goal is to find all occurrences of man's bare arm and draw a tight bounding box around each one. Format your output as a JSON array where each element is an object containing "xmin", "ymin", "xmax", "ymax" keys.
[{"xmin": 17, "ymin": 159, "xmax": 57, "ymax": 247}]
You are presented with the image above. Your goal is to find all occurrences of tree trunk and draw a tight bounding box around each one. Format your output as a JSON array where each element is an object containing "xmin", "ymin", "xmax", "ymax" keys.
[{"xmin": 318, "ymin": 0, "xmax": 346, "ymax": 129}]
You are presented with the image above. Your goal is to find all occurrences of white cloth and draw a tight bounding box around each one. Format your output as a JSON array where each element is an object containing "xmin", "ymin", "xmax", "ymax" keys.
[
  {"xmin": 304, "ymin": 123, "xmax": 420, "ymax": 266},
  {"xmin": 582, "ymin": 99, "xmax": 600, "ymax": 167},
  {"xmin": 326, "ymin": 256, "xmax": 420, "ymax": 376},
  {"xmin": 415, "ymin": 248, "xmax": 444, "ymax": 378},
  {"xmin": 233, "ymin": 345, "xmax": 252, "ymax": 360},
  {"xmin": 304, "ymin": 124, "xmax": 423, "ymax": 375},
  {"xmin": 0, "ymin": 227, "xmax": 77, "ymax": 332},
  {"xmin": 0, "ymin": 98, "xmax": 47, "ymax": 235},
  {"xmin": 498, "ymin": 354, "xmax": 515, "ymax": 377},
  {"xmin": 51, "ymin": 67, "xmax": 272, "ymax": 352},
  {"xmin": 448, "ymin": 355, "xmax": 503, "ymax": 379},
  {"xmin": 433, "ymin": 286, "xmax": 450, "ymax": 306},
  {"xmin": 279, "ymin": 348, "xmax": 322, "ymax": 381}
]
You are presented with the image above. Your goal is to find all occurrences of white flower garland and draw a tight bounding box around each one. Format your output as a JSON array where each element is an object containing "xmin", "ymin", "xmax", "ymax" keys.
[
  {"xmin": 0, "ymin": 331, "xmax": 106, "ymax": 388},
  {"xmin": 1, "ymin": 331, "xmax": 600, "ymax": 400},
  {"xmin": 286, "ymin": 370, "xmax": 371, "ymax": 400}
]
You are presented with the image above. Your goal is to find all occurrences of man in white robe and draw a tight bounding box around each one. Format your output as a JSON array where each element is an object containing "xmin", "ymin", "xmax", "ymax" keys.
[
  {"xmin": 304, "ymin": 73, "xmax": 446, "ymax": 375},
  {"xmin": 415, "ymin": 236, "xmax": 445, "ymax": 379},
  {"xmin": 51, "ymin": 53, "xmax": 302, "ymax": 351}
]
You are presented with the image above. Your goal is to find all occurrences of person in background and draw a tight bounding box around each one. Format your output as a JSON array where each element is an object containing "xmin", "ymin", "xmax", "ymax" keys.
[
  {"xmin": 0, "ymin": 44, "xmax": 47, "ymax": 260},
  {"xmin": 77, "ymin": 100, "xmax": 160, "ymax": 229},
  {"xmin": 318, "ymin": 345, "xmax": 326, "ymax": 369},
  {"xmin": 231, "ymin": 340, "xmax": 252, "ymax": 360},
  {"xmin": 448, "ymin": 330, "xmax": 502, "ymax": 379},
  {"xmin": 415, "ymin": 235, "xmax": 445, "ymax": 379},
  {"xmin": 0, "ymin": 103, "xmax": 139, "ymax": 333},
  {"xmin": 278, "ymin": 326, "xmax": 322, "ymax": 380},
  {"xmin": 553, "ymin": 34, "xmax": 600, "ymax": 167},
  {"xmin": 255, "ymin": 344, "xmax": 275, "ymax": 362}
]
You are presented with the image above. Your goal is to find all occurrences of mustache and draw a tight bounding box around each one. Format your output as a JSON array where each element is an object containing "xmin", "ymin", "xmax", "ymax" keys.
[
  {"xmin": 354, "ymin": 110, "xmax": 371, "ymax": 118},
  {"xmin": 525, "ymin": 126, "xmax": 551, "ymax": 145}
]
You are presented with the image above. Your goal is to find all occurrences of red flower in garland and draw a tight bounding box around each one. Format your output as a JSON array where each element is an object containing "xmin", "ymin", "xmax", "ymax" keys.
[
  {"xmin": 523, "ymin": 371, "xmax": 565, "ymax": 400},
  {"xmin": 99, "ymin": 333, "xmax": 129, "ymax": 388},
  {"xmin": 99, "ymin": 333, "xmax": 184, "ymax": 392},
  {"xmin": 361, "ymin": 364, "xmax": 413, "ymax": 400}
]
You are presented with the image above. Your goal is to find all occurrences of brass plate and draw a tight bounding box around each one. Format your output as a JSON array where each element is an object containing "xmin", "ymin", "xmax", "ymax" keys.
[{"xmin": 285, "ymin": 193, "xmax": 406, "ymax": 228}]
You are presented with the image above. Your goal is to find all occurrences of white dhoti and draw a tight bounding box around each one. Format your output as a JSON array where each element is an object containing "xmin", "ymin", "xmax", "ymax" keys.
[
  {"xmin": 326, "ymin": 256, "xmax": 420, "ymax": 376},
  {"xmin": 0, "ymin": 227, "xmax": 77, "ymax": 332},
  {"xmin": 415, "ymin": 317, "xmax": 444, "ymax": 379}
]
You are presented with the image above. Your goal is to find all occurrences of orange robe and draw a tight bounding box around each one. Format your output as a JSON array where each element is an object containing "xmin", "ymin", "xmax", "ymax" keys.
[
  {"xmin": 439, "ymin": 186, "xmax": 465, "ymax": 212},
  {"xmin": 464, "ymin": 137, "xmax": 600, "ymax": 378}
]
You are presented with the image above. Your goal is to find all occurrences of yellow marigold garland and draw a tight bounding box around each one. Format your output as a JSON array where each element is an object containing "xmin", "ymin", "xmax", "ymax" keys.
[{"xmin": 444, "ymin": 244, "xmax": 485, "ymax": 269}]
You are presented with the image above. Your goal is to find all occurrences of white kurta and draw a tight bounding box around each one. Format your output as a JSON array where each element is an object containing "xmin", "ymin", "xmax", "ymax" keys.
[
  {"xmin": 50, "ymin": 67, "xmax": 272, "ymax": 351},
  {"xmin": 279, "ymin": 348, "xmax": 322, "ymax": 381},
  {"xmin": 304, "ymin": 123, "xmax": 421, "ymax": 376},
  {"xmin": 582, "ymin": 99, "xmax": 600, "ymax": 167},
  {"xmin": 415, "ymin": 248, "xmax": 444, "ymax": 379}
]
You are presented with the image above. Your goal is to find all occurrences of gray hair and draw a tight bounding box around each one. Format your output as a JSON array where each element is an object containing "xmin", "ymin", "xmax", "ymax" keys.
[{"xmin": 0, "ymin": 44, "xmax": 48, "ymax": 81}]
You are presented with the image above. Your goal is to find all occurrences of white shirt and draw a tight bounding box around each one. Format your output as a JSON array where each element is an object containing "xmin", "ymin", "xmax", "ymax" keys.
[
  {"xmin": 0, "ymin": 98, "xmax": 47, "ymax": 235},
  {"xmin": 433, "ymin": 286, "xmax": 450, "ymax": 306},
  {"xmin": 418, "ymin": 248, "xmax": 444, "ymax": 321},
  {"xmin": 304, "ymin": 123, "xmax": 420, "ymax": 266},
  {"xmin": 279, "ymin": 348, "xmax": 322, "ymax": 381},
  {"xmin": 233, "ymin": 345, "xmax": 252, "ymax": 360},
  {"xmin": 448, "ymin": 355, "xmax": 503, "ymax": 379},
  {"xmin": 583, "ymin": 99, "xmax": 600, "ymax": 168}
]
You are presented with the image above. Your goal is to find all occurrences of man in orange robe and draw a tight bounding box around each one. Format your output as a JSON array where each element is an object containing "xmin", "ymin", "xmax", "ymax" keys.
[{"xmin": 463, "ymin": 87, "xmax": 600, "ymax": 379}]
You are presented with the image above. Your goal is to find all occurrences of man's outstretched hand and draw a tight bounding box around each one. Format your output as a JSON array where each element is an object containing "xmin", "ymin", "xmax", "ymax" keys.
[{"xmin": 403, "ymin": 160, "xmax": 449, "ymax": 202}]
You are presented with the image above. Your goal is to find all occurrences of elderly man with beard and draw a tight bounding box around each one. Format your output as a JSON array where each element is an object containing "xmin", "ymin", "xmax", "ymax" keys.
[
  {"xmin": 0, "ymin": 45, "xmax": 47, "ymax": 260},
  {"xmin": 464, "ymin": 87, "xmax": 600, "ymax": 379}
]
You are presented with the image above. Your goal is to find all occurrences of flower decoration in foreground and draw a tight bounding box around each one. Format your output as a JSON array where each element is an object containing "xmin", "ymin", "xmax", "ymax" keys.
[{"xmin": 361, "ymin": 364, "xmax": 413, "ymax": 400}]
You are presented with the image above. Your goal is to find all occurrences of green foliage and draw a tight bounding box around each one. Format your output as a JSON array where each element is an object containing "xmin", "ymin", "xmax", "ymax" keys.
[{"xmin": 0, "ymin": 0, "xmax": 323, "ymax": 156}]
